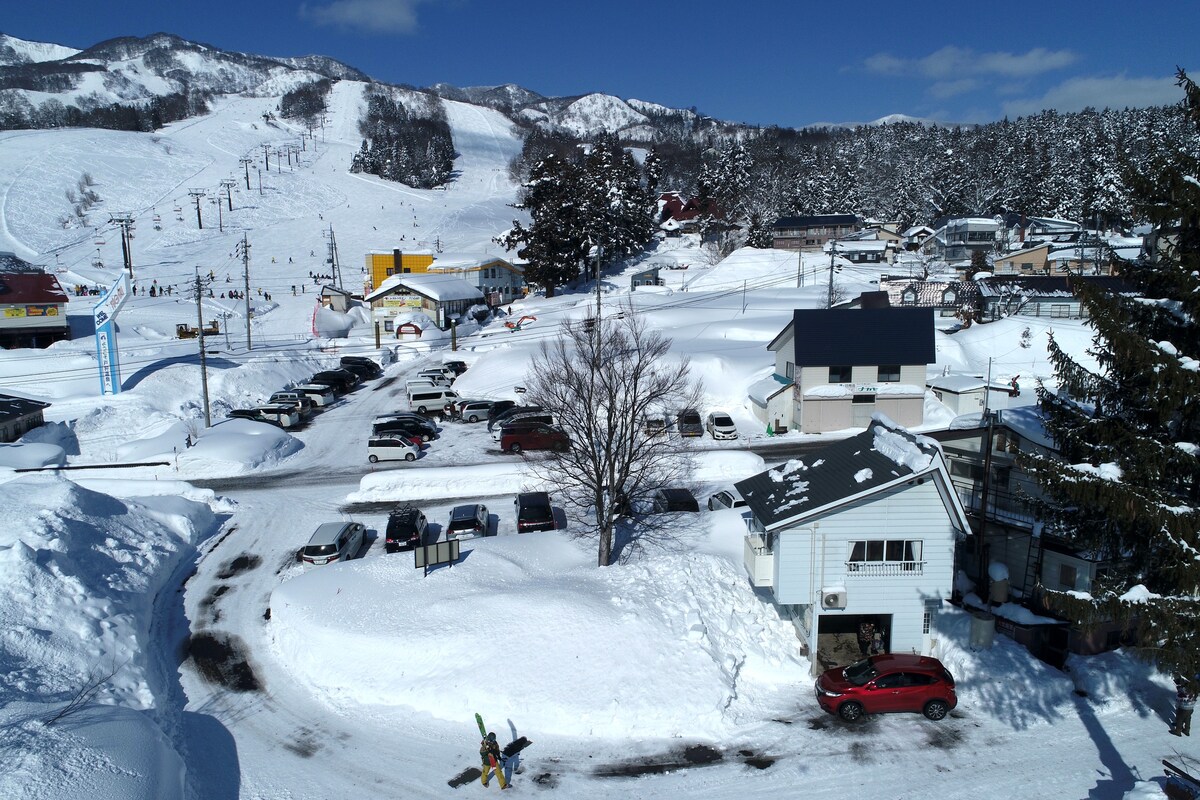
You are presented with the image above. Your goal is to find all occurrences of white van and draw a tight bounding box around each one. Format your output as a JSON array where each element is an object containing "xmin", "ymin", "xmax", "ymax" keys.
[
  {"xmin": 408, "ymin": 387, "xmax": 459, "ymax": 414},
  {"xmin": 255, "ymin": 403, "xmax": 301, "ymax": 428},
  {"xmin": 416, "ymin": 368, "xmax": 453, "ymax": 384},
  {"xmin": 296, "ymin": 383, "xmax": 336, "ymax": 407},
  {"xmin": 405, "ymin": 378, "xmax": 439, "ymax": 392}
]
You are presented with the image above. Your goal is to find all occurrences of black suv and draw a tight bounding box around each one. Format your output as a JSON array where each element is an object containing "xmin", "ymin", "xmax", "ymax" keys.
[
  {"xmin": 652, "ymin": 488, "xmax": 700, "ymax": 513},
  {"xmin": 310, "ymin": 369, "xmax": 360, "ymax": 393},
  {"xmin": 514, "ymin": 492, "xmax": 555, "ymax": 533},
  {"xmin": 373, "ymin": 418, "xmax": 435, "ymax": 442},
  {"xmin": 339, "ymin": 356, "xmax": 383, "ymax": 380},
  {"xmin": 385, "ymin": 505, "xmax": 427, "ymax": 552}
]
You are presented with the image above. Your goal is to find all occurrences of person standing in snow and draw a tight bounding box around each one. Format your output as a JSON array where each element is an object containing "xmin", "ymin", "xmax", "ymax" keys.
[
  {"xmin": 1171, "ymin": 680, "xmax": 1196, "ymax": 736},
  {"xmin": 479, "ymin": 732, "xmax": 508, "ymax": 789}
]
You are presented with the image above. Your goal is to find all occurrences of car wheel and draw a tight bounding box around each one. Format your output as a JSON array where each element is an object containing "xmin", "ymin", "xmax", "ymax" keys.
[
  {"xmin": 837, "ymin": 702, "xmax": 864, "ymax": 722},
  {"xmin": 368, "ymin": 454, "xmax": 379, "ymax": 463},
  {"xmin": 422, "ymin": 433, "xmax": 432, "ymax": 442},
  {"xmin": 405, "ymin": 452, "xmax": 416, "ymax": 462},
  {"xmin": 923, "ymin": 700, "xmax": 949, "ymax": 721},
  {"xmin": 509, "ymin": 442, "xmax": 522, "ymax": 453},
  {"xmin": 468, "ymin": 414, "xmax": 478, "ymax": 423},
  {"xmin": 416, "ymin": 405, "xmax": 427, "ymax": 414}
]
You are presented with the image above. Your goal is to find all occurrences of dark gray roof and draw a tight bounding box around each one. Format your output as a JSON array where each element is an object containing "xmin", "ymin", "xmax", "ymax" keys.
[
  {"xmin": 777, "ymin": 307, "xmax": 935, "ymax": 367},
  {"xmin": 974, "ymin": 275, "xmax": 1134, "ymax": 298},
  {"xmin": 772, "ymin": 214, "xmax": 859, "ymax": 229},
  {"xmin": 0, "ymin": 393, "xmax": 49, "ymax": 423},
  {"xmin": 734, "ymin": 420, "xmax": 942, "ymax": 530}
]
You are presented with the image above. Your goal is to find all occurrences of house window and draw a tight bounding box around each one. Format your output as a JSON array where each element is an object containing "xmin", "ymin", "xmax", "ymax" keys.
[
  {"xmin": 383, "ymin": 319, "xmax": 394, "ymax": 332},
  {"xmin": 1021, "ymin": 262, "xmax": 1034, "ymax": 272},
  {"xmin": 785, "ymin": 361, "xmax": 795, "ymax": 380},
  {"xmin": 942, "ymin": 289, "xmax": 956, "ymax": 304},
  {"xmin": 852, "ymin": 394, "xmax": 875, "ymax": 404},
  {"xmin": 386, "ymin": 267, "xmax": 396, "ymax": 276},
  {"xmin": 902, "ymin": 289, "xmax": 917, "ymax": 305},
  {"xmin": 829, "ymin": 365, "xmax": 852, "ymax": 383},
  {"xmin": 1059, "ymin": 564, "xmax": 1078, "ymax": 590},
  {"xmin": 847, "ymin": 539, "xmax": 923, "ymax": 575},
  {"xmin": 877, "ymin": 365, "xmax": 901, "ymax": 382},
  {"xmin": 951, "ymin": 460, "xmax": 984, "ymax": 482}
]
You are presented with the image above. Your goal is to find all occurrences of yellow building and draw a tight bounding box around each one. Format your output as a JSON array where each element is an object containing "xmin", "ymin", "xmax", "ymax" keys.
[{"xmin": 364, "ymin": 250, "xmax": 436, "ymax": 291}]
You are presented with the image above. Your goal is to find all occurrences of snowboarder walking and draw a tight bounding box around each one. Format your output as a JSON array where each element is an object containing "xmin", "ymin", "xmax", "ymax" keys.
[
  {"xmin": 479, "ymin": 732, "xmax": 508, "ymax": 789},
  {"xmin": 1171, "ymin": 680, "xmax": 1196, "ymax": 736}
]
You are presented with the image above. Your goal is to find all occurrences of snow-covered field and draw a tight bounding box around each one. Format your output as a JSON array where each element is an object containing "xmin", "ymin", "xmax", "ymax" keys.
[{"xmin": 0, "ymin": 86, "xmax": 1186, "ymax": 799}]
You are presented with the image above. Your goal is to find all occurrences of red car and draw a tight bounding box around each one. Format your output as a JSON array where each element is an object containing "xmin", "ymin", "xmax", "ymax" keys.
[
  {"xmin": 500, "ymin": 423, "xmax": 569, "ymax": 454},
  {"xmin": 815, "ymin": 654, "xmax": 957, "ymax": 722}
]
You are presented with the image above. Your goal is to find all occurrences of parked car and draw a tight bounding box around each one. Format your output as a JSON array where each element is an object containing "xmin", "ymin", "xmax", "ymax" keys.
[
  {"xmin": 384, "ymin": 505, "xmax": 427, "ymax": 552},
  {"xmin": 443, "ymin": 360, "xmax": 468, "ymax": 376},
  {"xmin": 446, "ymin": 503, "xmax": 489, "ymax": 539},
  {"xmin": 340, "ymin": 355, "xmax": 383, "ymax": 378},
  {"xmin": 707, "ymin": 487, "xmax": 748, "ymax": 511},
  {"xmin": 269, "ymin": 391, "xmax": 315, "ymax": 418},
  {"xmin": 310, "ymin": 369, "xmax": 360, "ymax": 393},
  {"xmin": 501, "ymin": 424, "xmax": 570, "ymax": 453},
  {"xmin": 486, "ymin": 400, "xmax": 519, "ymax": 424},
  {"xmin": 488, "ymin": 405, "xmax": 545, "ymax": 432},
  {"xmin": 408, "ymin": 387, "xmax": 459, "ymax": 414},
  {"xmin": 373, "ymin": 418, "xmax": 435, "ymax": 442},
  {"xmin": 367, "ymin": 436, "xmax": 421, "ymax": 463},
  {"xmin": 374, "ymin": 413, "xmax": 438, "ymax": 437},
  {"xmin": 705, "ymin": 411, "xmax": 738, "ymax": 440},
  {"xmin": 296, "ymin": 383, "xmax": 337, "ymax": 407},
  {"xmin": 227, "ymin": 408, "xmax": 268, "ymax": 423},
  {"xmin": 815, "ymin": 654, "xmax": 958, "ymax": 722},
  {"xmin": 253, "ymin": 403, "xmax": 302, "ymax": 428},
  {"xmin": 651, "ymin": 488, "xmax": 699, "ymax": 513},
  {"xmin": 405, "ymin": 378, "xmax": 442, "ymax": 392},
  {"xmin": 514, "ymin": 491, "xmax": 555, "ymax": 533},
  {"xmin": 456, "ymin": 400, "xmax": 494, "ymax": 423},
  {"xmin": 676, "ymin": 408, "xmax": 703, "ymax": 437},
  {"xmin": 340, "ymin": 360, "xmax": 381, "ymax": 381},
  {"xmin": 643, "ymin": 414, "xmax": 667, "ymax": 436},
  {"xmin": 417, "ymin": 367, "xmax": 454, "ymax": 383},
  {"xmin": 301, "ymin": 521, "xmax": 365, "ymax": 566},
  {"xmin": 491, "ymin": 415, "xmax": 555, "ymax": 442}
]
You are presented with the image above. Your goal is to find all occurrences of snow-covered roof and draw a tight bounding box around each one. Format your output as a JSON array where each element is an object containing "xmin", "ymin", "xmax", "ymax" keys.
[
  {"xmin": 747, "ymin": 375, "xmax": 792, "ymax": 405},
  {"xmin": 735, "ymin": 416, "xmax": 966, "ymax": 532},
  {"xmin": 425, "ymin": 254, "xmax": 521, "ymax": 272},
  {"xmin": 366, "ymin": 274, "xmax": 483, "ymax": 303},
  {"xmin": 927, "ymin": 373, "xmax": 1011, "ymax": 393}
]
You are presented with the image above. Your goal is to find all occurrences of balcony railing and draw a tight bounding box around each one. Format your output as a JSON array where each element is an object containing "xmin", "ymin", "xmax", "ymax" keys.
[
  {"xmin": 845, "ymin": 561, "xmax": 926, "ymax": 576},
  {"xmin": 744, "ymin": 534, "xmax": 773, "ymax": 587}
]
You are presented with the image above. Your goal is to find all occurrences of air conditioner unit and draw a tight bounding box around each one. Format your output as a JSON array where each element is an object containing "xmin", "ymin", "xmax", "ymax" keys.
[{"xmin": 821, "ymin": 589, "xmax": 847, "ymax": 610}]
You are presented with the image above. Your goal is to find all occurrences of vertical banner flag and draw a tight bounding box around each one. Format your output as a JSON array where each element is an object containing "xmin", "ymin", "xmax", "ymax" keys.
[{"xmin": 93, "ymin": 273, "xmax": 130, "ymax": 395}]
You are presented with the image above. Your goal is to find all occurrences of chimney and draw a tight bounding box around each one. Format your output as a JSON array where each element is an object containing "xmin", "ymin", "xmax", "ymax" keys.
[{"xmin": 393, "ymin": 249, "xmax": 403, "ymax": 274}]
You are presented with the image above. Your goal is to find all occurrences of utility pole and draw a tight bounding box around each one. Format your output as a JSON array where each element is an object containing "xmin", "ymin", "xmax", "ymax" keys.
[
  {"xmin": 188, "ymin": 189, "xmax": 206, "ymax": 230},
  {"xmin": 193, "ymin": 268, "xmax": 212, "ymax": 428},
  {"xmin": 826, "ymin": 241, "xmax": 840, "ymax": 308},
  {"xmin": 977, "ymin": 357, "xmax": 997, "ymax": 590},
  {"xmin": 796, "ymin": 249, "xmax": 803, "ymax": 288},
  {"xmin": 594, "ymin": 239, "xmax": 603, "ymax": 330},
  {"xmin": 237, "ymin": 234, "xmax": 252, "ymax": 350},
  {"xmin": 108, "ymin": 213, "xmax": 135, "ymax": 279},
  {"xmin": 220, "ymin": 179, "xmax": 236, "ymax": 211},
  {"xmin": 327, "ymin": 226, "xmax": 343, "ymax": 289},
  {"xmin": 239, "ymin": 157, "xmax": 253, "ymax": 191}
]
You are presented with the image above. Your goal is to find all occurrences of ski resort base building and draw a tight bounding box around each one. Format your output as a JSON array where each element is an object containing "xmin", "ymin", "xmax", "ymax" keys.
[{"xmin": 736, "ymin": 418, "xmax": 970, "ymax": 674}]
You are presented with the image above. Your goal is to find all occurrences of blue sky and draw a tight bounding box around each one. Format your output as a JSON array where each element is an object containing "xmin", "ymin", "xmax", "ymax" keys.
[{"xmin": 5, "ymin": 0, "xmax": 1199, "ymax": 127}]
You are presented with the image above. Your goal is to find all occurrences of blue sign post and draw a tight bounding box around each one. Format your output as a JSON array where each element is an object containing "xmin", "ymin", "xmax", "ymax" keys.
[{"xmin": 93, "ymin": 273, "xmax": 130, "ymax": 395}]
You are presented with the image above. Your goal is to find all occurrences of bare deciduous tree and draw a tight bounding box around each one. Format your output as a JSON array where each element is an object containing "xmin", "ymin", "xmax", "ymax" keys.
[{"xmin": 521, "ymin": 310, "xmax": 702, "ymax": 566}]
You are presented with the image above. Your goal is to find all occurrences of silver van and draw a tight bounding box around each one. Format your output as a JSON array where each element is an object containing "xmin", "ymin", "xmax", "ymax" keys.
[
  {"xmin": 408, "ymin": 387, "xmax": 459, "ymax": 414},
  {"xmin": 301, "ymin": 521, "xmax": 365, "ymax": 565},
  {"xmin": 296, "ymin": 383, "xmax": 336, "ymax": 407},
  {"xmin": 255, "ymin": 403, "xmax": 301, "ymax": 428}
]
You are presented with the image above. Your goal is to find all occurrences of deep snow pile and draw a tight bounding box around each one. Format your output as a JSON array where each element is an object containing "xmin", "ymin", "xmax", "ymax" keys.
[
  {"xmin": 269, "ymin": 514, "xmax": 808, "ymax": 739},
  {"xmin": 0, "ymin": 473, "xmax": 228, "ymax": 800}
]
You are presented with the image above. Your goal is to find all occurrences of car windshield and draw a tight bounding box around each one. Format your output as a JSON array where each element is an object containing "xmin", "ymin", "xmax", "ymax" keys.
[
  {"xmin": 681, "ymin": 413, "xmax": 700, "ymax": 424},
  {"xmin": 843, "ymin": 659, "xmax": 879, "ymax": 686},
  {"xmin": 713, "ymin": 415, "xmax": 733, "ymax": 426},
  {"xmin": 303, "ymin": 544, "xmax": 337, "ymax": 556},
  {"xmin": 519, "ymin": 505, "xmax": 551, "ymax": 521}
]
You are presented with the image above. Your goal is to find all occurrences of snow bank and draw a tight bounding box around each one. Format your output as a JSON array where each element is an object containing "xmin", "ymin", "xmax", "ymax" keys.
[
  {"xmin": 269, "ymin": 530, "xmax": 808, "ymax": 739},
  {"xmin": 0, "ymin": 473, "xmax": 220, "ymax": 800},
  {"xmin": 177, "ymin": 418, "xmax": 303, "ymax": 475}
]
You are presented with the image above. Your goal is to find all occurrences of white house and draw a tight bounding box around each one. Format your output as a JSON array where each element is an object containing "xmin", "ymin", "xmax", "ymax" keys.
[
  {"xmin": 736, "ymin": 417, "xmax": 970, "ymax": 672},
  {"xmin": 365, "ymin": 273, "xmax": 484, "ymax": 330},
  {"xmin": 758, "ymin": 307, "xmax": 935, "ymax": 433}
]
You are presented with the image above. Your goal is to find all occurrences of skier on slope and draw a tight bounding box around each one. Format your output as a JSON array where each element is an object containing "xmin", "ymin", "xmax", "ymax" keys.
[{"xmin": 479, "ymin": 732, "xmax": 509, "ymax": 789}]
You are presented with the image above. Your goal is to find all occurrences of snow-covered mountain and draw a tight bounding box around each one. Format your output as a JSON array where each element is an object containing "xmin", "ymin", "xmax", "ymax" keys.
[
  {"xmin": 0, "ymin": 32, "xmax": 80, "ymax": 66},
  {"xmin": 0, "ymin": 32, "xmax": 367, "ymax": 110}
]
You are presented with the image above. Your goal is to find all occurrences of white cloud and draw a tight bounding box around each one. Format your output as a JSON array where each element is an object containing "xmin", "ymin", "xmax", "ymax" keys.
[
  {"xmin": 865, "ymin": 46, "xmax": 1077, "ymax": 80},
  {"xmin": 929, "ymin": 78, "xmax": 979, "ymax": 99},
  {"xmin": 299, "ymin": 0, "xmax": 430, "ymax": 34},
  {"xmin": 1002, "ymin": 74, "xmax": 1180, "ymax": 116}
]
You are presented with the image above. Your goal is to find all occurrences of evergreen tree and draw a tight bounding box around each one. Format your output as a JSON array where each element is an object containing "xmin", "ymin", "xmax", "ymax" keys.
[
  {"xmin": 497, "ymin": 155, "xmax": 584, "ymax": 297},
  {"xmin": 1022, "ymin": 70, "xmax": 1200, "ymax": 683}
]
